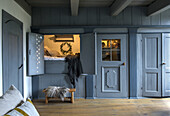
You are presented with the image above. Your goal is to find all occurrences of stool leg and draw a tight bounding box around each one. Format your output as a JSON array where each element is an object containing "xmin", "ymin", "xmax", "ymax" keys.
[
  {"xmin": 71, "ymin": 92, "xmax": 74, "ymax": 103},
  {"xmin": 45, "ymin": 94, "xmax": 48, "ymax": 104}
]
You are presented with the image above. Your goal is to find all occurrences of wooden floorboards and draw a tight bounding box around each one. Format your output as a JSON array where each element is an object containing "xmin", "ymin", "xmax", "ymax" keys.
[{"xmin": 33, "ymin": 98, "xmax": 170, "ymax": 116}]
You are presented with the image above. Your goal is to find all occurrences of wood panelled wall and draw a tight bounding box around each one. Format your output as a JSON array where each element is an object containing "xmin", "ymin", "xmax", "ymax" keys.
[
  {"xmin": 32, "ymin": 74, "xmax": 86, "ymax": 99},
  {"xmin": 32, "ymin": 6, "xmax": 170, "ymax": 27}
]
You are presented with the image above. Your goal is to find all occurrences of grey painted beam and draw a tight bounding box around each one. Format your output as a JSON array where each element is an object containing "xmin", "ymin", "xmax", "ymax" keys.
[
  {"xmin": 129, "ymin": 28, "xmax": 138, "ymax": 99},
  {"xmin": 110, "ymin": 0, "xmax": 133, "ymax": 16},
  {"xmin": 147, "ymin": 0, "xmax": 170, "ymax": 16},
  {"xmin": 14, "ymin": 0, "xmax": 32, "ymax": 15},
  {"xmin": 70, "ymin": 0, "xmax": 79, "ymax": 16}
]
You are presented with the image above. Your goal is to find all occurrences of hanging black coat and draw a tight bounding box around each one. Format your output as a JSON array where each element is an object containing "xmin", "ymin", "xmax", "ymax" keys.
[{"xmin": 65, "ymin": 54, "xmax": 83, "ymax": 88}]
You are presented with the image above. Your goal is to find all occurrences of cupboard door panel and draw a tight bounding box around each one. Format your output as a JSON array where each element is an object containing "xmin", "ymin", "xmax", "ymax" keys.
[
  {"xmin": 27, "ymin": 33, "xmax": 44, "ymax": 76},
  {"xmin": 142, "ymin": 34, "xmax": 161, "ymax": 97},
  {"xmin": 162, "ymin": 33, "xmax": 170, "ymax": 96}
]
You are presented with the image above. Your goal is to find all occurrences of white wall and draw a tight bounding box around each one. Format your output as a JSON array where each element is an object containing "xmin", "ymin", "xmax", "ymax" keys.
[{"xmin": 0, "ymin": 0, "xmax": 32, "ymax": 99}]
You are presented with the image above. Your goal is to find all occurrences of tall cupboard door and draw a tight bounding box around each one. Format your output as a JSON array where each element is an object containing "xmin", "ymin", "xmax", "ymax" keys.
[
  {"xmin": 2, "ymin": 10, "xmax": 23, "ymax": 94},
  {"xmin": 162, "ymin": 33, "xmax": 170, "ymax": 97},
  {"xmin": 142, "ymin": 34, "xmax": 162, "ymax": 97}
]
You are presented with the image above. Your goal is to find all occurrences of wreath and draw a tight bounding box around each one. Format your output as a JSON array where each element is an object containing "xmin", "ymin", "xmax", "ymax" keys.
[{"xmin": 60, "ymin": 42, "xmax": 72, "ymax": 55}]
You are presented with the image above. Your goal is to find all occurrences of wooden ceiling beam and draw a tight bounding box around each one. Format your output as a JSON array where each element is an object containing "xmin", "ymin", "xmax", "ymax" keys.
[
  {"xmin": 70, "ymin": 0, "xmax": 79, "ymax": 16},
  {"xmin": 110, "ymin": 0, "xmax": 133, "ymax": 16},
  {"xmin": 147, "ymin": 0, "xmax": 170, "ymax": 16}
]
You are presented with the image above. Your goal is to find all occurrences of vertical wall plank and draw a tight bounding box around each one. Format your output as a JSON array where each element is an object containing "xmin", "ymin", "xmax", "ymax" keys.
[
  {"xmin": 115, "ymin": 10, "xmax": 124, "ymax": 25},
  {"xmin": 51, "ymin": 7, "xmax": 61, "ymax": 26},
  {"xmin": 32, "ymin": 7, "xmax": 42, "ymax": 26},
  {"xmin": 41, "ymin": 7, "xmax": 50, "ymax": 26},
  {"xmin": 151, "ymin": 14, "xmax": 161, "ymax": 25},
  {"xmin": 32, "ymin": 76, "xmax": 39, "ymax": 99},
  {"xmin": 141, "ymin": 7, "xmax": 151, "ymax": 25},
  {"xmin": 99, "ymin": 8, "xmax": 112, "ymax": 25},
  {"xmin": 129, "ymin": 28, "xmax": 138, "ymax": 98},
  {"xmin": 161, "ymin": 9, "xmax": 170, "ymax": 25},
  {"xmin": 70, "ymin": 8, "xmax": 88, "ymax": 25},
  {"xmin": 123, "ymin": 7, "xmax": 132, "ymax": 25},
  {"xmin": 60, "ymin": 8, "xmax": 70, "ymax": 26},
  {"xmin": 132, "ymin": 7, "xmax": 142, "ymax": 25},
  {"xmin": 87, "ymin": 8, "xmax": 99, "ymax": 25}
]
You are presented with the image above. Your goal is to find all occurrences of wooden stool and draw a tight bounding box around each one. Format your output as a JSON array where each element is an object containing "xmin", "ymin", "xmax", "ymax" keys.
[{"xmin": 43, "ymin": 88, "xmax": 76, "ymax": 104}]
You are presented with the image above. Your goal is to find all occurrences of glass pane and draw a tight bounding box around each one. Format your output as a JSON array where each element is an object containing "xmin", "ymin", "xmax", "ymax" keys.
[
  {"xmin": 102, "ymin": 39, "xmax": 121, "ymax": 61},
  {"xmin": 102, "ymin": 51, "xmax": 111, "ymax": 61},
  {"xmin": 111, "ymin": 40, "xmax": 120, "ymax": 49},
  {"xmin": 112, "ymin": 51, "xmax": 120, "ymax": 61},
  {"xmin": 102, "ymin": 39, "xmax": 111, "ymax": 61},
  {"xmin": 102, "ymin": 39, "xmax": 111, "ymax": 48},
  {"xmin": 111, "ymin": 39, "xmax": 121, "ymax": 61}
]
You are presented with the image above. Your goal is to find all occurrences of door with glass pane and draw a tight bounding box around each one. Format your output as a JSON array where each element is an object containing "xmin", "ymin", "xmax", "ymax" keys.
[{"xmin": 97, "ymin": 34, "xmax": 128, "ymax": 98}]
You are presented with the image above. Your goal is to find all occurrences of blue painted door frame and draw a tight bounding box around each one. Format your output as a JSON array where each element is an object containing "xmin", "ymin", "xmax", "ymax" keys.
[{"xmin": 129, "ymin": 28, "xmax": 138, "ymax": 98}]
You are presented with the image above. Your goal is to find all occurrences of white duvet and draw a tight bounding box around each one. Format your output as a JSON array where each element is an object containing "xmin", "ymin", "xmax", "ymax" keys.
[{"xmin": 44, "ymin": 56, "xmax": 65, "ymax": 61}]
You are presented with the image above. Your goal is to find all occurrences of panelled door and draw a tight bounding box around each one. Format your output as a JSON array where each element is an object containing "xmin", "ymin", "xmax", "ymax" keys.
[
  {"xmin": 97, "ymin": 34, "xmax": 128, "ymax": 98},
  {"xmin": 142, "ymin": 34, "xmax": 162, "ymax": 97},
  {"xmin": 162, "ymin": 33, "xmax": 170, "ymax": 97},
  {"xmin": 2, "ymin": 10, "xmax": 23, "ymax": 94}
]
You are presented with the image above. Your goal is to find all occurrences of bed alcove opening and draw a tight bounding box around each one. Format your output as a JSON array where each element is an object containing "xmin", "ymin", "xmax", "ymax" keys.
[{"xmin": 44, "ymin": 34, "xmax": 80, "ymax": 61}]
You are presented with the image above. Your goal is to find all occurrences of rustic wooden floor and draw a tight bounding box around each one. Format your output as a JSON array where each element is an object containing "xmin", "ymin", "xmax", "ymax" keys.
[{"xmin": 33, "ymin": 98, "xmax": 170, "ymax": 116}]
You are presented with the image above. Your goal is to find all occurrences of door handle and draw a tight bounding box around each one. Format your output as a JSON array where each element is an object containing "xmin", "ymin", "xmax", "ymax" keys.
[
  {"xmin": 122, "ymin": 62, "xmax": 125, "ymax": 66},
  {"xmin": 162, "ymin": 63, "xmax": 166, "ymax": 65},
  {"xmin": 18, "ymin": 64, "xmax": 23, "ymax": 69}
]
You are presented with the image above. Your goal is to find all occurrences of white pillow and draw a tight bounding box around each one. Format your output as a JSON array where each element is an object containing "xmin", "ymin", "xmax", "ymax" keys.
[
  {"xmin": 44, "ymin": 46, "xmax": 61, "ymax": 57},
  {"xmin": 6, "ymin": 98, "xmax": 39, "ymax": 116},
  {"xmin": 0, "ymin": 85, "xmax": 24, "ymax": 115}
]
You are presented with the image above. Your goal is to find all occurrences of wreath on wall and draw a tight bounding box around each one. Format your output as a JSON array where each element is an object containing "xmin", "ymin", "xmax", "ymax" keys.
[{"xmin": 60, "ymin": 42, "xmax": 72, "ymax": 55}]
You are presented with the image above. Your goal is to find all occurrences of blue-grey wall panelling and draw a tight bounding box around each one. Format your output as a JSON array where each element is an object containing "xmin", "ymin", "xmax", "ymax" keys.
[
  {"xmin": 132, "ymin": 7, "xmax": 142, "ymax": 25},
  {"xmin": 86, "ymin": 75, "xmax": 95, "ymax": 99},
  {"xmin": 80, "ymin": 33, "xmax": 95, "ymax": 74},
  {"xmin": 60, "ymin": 8, "xmax": 70, "ymax": 25},
  {"xmin": 32, "ymin": 76, "xmax": 39, "ymax": 99},
  {"xmin": 32, "ymin": 6, "xmax": 170, "ymax": 27},
  {"xmin": 123, "ymin": 7, "xmax": 132, "ymax": 25},
  {"xmin": 151, "ymin": 14, "xmax": 160, "ymax": 25},
  {"xmin": 33, "ymin": 74, "xmax": 86, "ymax": 99},
  {"xmin": 75, "ymin": 76, "xmax": 86, "ymax": 98},
  {"xmin": 161, "ymin": 9, "xmax": 170, "ymax": 25},
  {"xmin": 129, "ymin": 28, "xmax": 138, "ymax": 98},
  {"xmin": 87, "ymin": 8, "xmax": 99, "ymax": 25},
  {"xmin": 73, "ymin": 8, "xmax": 88, "ymax": 25},
  {"xmin": 141, "ymin": 7, "xmax": 150, "ymax": 25},
  {"xmin": 99, "ymin": 8, "xmax": 111, "ymax": 25},
  {"xmin": 45, "ymin": 61, "xmax": 68, "ymax": 74}
]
